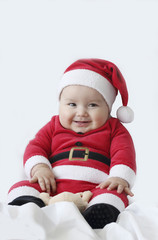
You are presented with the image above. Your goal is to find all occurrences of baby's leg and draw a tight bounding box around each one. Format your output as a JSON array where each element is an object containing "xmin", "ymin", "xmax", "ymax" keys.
[
  {"xmin": 8, "ymin": 180, "xmax": 45, "ymax": 207},
  {"xmin": 83, "ymin": 187, "xmax": 128, "ymax": 229}
]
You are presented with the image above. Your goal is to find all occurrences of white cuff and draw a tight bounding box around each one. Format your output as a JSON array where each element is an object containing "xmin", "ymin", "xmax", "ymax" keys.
[
  {"xmin": 24, "ymin": 155, "xmax": 52, "ymax": 179},
  {"xmin": 109, "ymin": 164, "xmax": 136, "ymax": 188}
]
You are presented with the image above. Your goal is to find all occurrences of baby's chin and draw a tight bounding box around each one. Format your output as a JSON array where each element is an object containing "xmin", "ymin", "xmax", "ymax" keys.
[{"xmin": 71, "ymin": 126, "xmax": 94, "ymax": 134}]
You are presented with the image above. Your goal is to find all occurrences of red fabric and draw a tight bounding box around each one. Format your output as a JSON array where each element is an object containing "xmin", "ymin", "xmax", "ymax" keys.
[
  {"xmin": 8, "ymin": 180, "xmax": 43, "ymax": 193},
  {"xmin": 24, "ymin": 115, "xmax": 136, "ymax": 175},
  {"xmin": 8, "ymin": 179, "xmax": 128, "ymax": 208},
  {"xmin": 64, "ymin": 59, "xmax": 128, "ymax": 106},
  {"xmin": 9, "ymin": 116, "xmax": 135, "ymax": 210}
]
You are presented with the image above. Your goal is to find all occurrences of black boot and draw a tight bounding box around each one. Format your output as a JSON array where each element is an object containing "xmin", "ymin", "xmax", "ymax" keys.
[
  {"xmin": 8, "ymin": 195, "xmax": 45, "ymax": 208},
  {"xmin": 83, "ymin": 203, "xmax": 120, "ymax": 229}
]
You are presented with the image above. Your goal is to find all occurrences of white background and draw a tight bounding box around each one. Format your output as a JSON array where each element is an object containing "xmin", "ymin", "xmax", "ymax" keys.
[{"xmin": 0, "ymin": 0, "xmax": 158, "ymax": 204}]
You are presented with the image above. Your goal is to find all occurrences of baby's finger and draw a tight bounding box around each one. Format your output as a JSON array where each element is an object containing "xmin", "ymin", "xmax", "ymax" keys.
[
  {"xmin": 117, "ymin": 184, "xmax": 124, "ymax": 194},
  {"xmin": 107, "ymin": 182, "xmax": 118, "ymax": 190},
  {"xmin": 50, "ymin": 178, "xmax": 56, "ymax": 193},
  {"xmin": 38, "ymin": 177, "xmax": 46, "ymax": 191},
  {"xmin": 97, "ymin": 182, "xmax": 110, "ymax": 189},
  {"xmin": 96, "ymin": 183, "xmax": 102, "ymax": 188},
  {"xmin": 44, "ymin": 178, "xmax": 51, "ymax": 194},
  {"xmin": 30, "ymin": 175, "xmax": 38, "ymax": 183},
  {"xmin": 124, "ymin": 187, "xmax": 134, "ymax": 197}
]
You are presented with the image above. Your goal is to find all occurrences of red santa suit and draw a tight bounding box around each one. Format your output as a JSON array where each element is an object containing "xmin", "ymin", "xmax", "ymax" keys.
[{"xmin": 8, "ymin": 115, "xmax": 136, "ymax": 213}]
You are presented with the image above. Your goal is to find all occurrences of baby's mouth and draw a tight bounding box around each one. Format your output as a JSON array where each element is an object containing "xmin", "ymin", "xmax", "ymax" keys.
[{"xmin": 73, "ymin": 120, "xmax": 91, "ymax": 126}]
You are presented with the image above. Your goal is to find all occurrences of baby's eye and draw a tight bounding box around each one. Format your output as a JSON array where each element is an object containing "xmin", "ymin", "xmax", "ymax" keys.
[
  {"xmin": 88, "ymin": 103, "xmax": 98, "ymax": 107},
  {"xmin": 68, "ymin": 103, "xmax": 76, "ymax": 107}
]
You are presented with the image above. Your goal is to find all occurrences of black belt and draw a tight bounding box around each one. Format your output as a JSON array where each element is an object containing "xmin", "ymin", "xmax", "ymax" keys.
[{"xmin": 49, "ymin": 148, "xmax": 110, "ymax": 166}]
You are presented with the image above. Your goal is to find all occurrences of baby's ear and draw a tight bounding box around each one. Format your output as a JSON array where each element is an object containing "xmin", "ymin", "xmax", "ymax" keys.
[{"xmin": 39, "ymin": 192, "xmax": 50, "ymax": 205}]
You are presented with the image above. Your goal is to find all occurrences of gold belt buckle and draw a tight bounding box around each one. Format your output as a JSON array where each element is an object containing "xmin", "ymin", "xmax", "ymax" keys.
[{"xmin": 69, "ymin": 147, "xmax": 89, "ymax": 161}]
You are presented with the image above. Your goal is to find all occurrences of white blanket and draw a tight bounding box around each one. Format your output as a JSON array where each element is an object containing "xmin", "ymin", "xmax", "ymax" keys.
[{"xmin": 0, "ymin": 201, "xmax": 158, "ymax": 240}]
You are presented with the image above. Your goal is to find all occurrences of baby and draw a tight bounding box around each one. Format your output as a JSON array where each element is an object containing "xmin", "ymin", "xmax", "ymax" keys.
[{"xmin": 8, "ymin": 58, "xmax": 136, "ymax": 229}]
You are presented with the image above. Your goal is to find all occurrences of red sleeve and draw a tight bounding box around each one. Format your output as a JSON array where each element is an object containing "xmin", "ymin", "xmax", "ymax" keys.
[
  {"xmin": 23, "ymin": 116, "xmax": 55, "ymax": 178},
  {"xmin": 109, "ymin": 119, "xmax": 136, "ymax": 188}
]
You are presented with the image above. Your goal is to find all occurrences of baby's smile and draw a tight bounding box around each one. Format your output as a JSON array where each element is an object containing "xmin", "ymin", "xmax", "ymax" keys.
[
  {"xmin": 73, "ymin": 120, "xmax": 91, "ymax": 127},
  {"xmin": 59, "ymin": 85, "xmax": 109, "ymax": 133}
]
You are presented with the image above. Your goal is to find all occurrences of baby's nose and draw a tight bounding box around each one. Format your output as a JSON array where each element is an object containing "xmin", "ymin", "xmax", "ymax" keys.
[{"xmin": 77, "ymin": 106, "xmax": 88, "ymax": 116}]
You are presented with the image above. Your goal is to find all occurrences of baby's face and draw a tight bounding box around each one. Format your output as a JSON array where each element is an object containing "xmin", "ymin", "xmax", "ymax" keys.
[{"xmin": 59, "ymin": 85, "xmax": 109, "ymax": 133}]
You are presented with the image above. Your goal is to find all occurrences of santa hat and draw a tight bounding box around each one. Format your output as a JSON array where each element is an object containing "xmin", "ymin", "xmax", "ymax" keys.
[{"xmin": 58, "ymin": 58, "xmax": 134, "ymax": 123}]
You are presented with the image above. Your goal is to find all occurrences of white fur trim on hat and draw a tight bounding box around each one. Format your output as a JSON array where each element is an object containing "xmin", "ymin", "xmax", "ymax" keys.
[{"xmin": 59, "ymin": 69, "xmax": 117, "ymax": 110}]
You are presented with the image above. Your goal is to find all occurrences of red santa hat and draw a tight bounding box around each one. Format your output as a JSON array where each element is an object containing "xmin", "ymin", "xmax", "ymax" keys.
[{"xmin": 58, "ymin": 58, "xmax": 134, "ymax": 123}]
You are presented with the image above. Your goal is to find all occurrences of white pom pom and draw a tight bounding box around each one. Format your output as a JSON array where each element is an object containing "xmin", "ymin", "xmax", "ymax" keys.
[{"xmin": 116, "ymin": 106, "xmax": 134, "ymax": 123}]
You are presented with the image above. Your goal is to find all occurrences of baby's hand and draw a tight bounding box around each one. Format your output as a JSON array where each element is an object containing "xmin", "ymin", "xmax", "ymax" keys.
[
  {"xmin": 30, "ymin": 163, "xmax": 56, "ymax": 194},
  {"xmin": 96, "ymin": 177, "xmax": 134, "ymax": 197}
]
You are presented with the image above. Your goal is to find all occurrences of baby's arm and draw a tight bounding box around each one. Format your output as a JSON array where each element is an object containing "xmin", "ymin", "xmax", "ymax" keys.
[
  {"xmin": 97, "ymin": 120, "xmax": 136, "ymax": 196},
  {"xmin": 30, "ymin": 163, "xmax": 56, "ymax": 194},
  {"xmin": 24, "ymin": 117, "xmax": 57, "ymax": 194},
  {"xmin": 96, "ymin": 177, "xmax": 134, "ymax": 197}
]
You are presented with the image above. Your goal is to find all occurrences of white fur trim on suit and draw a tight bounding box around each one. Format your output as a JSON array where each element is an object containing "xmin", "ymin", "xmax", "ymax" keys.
[
  {"xmin": 53, "ymin": 165, "xmax": 108, "ymax": 184},
  {"xmin": 59, "ymin": 69, "xmax": 116, "ymax": 110},
  {"xmin": 87, "ymin": 193, "xmax": 125, "ymax": 212},
  {"xmin": 109, "ymin": 164, "xmax": 136, "ymax": 188},
  {"xmin": 7, "ymin": 186, "xmax": 40, "ymax": 203},
  {"xmin": 24, "ymin": 155, "xmax": 52, "ymax": 179}
]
